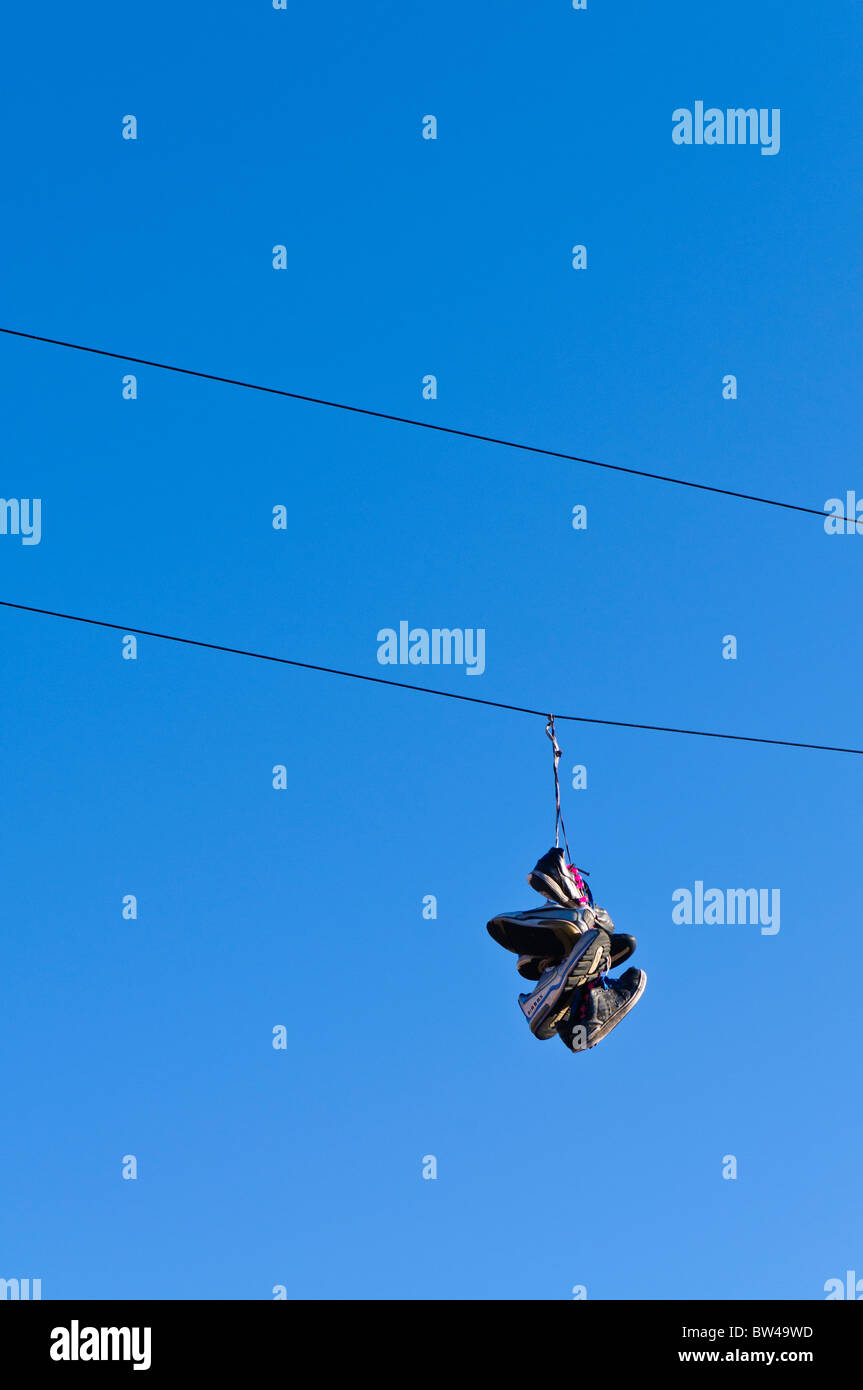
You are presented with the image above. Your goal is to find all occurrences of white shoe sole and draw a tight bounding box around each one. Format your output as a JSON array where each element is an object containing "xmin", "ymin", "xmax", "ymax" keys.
[
  {"xmin": 526, "ymin": 869, "xmax": 581, "ymax": 906},
  {"xmin": 518, "ymin": 931, "xmax": 606, "ymax": 1035}
]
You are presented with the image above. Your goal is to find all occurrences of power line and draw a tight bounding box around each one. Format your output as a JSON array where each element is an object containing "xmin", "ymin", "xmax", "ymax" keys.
[
  {"xmin": 0, "ymin": 326, "xmax": 848, "ymax": 524},
  {"xmin": 2, "ymin": 598, "xmax": 860, "ymax": 756}
]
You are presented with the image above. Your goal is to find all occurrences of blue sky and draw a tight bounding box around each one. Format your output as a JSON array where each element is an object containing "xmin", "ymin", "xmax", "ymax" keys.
[{"xmin": 1, "ymin": 0, "xmax": 861, "ymax": 1299}]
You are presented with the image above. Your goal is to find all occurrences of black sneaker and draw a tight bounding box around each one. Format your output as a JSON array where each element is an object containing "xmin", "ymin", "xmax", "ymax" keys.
[
  {"xmin": 516, "ymin": 933, "xmax": 636, "ymax": 980},
  {"xmin": 487, "ymin": 904, "xmax": 588, "ymax": 960},
  {"xmin": 527, "ymin": 848, "xmax": 591, "ymax": 906},
  {"xmin": 560, "ymin": 967, "xmax": 647, "ymax": 1051},
  {"xmin": 516, "ymin": 953, "xmax": 559, "ymax": 981}
]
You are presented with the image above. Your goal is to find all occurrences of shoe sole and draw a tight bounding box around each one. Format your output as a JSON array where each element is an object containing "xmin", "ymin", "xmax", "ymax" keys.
[
  {"xmin": 515, "ymin": 934, "xmax": 635, "ymax": 982},
  {"xmin": 519, "ymin": 930, "xmax": 608, "ymax": 1037},
  {"xmin": 609, "ymin": 934, "xmax": 636, "ymax": 969},
  {"xmin": 532, "ymin": 940, "xmax": 620, "ymax": 1040},
  {"xmin": 530, "ymin": 939, "xmax": 611, "ymax": 1039},
  {"xmin": 487, "ymin": 910, "xmax": 584, "ymax": 958},
  {"xmin": 533, "ymin": 994, "xmax": 580, "ymax": 1041},
  {"xmin": 571, "ymin": 970, "xmax": 647, "ymax": 1051},
  {"xmin": 517, "ymin": 954, "xmax": 554, "ymax": 981},
  {"xmin": 526, "ymin": 869, "xmax": 580, "ymax": 906}
]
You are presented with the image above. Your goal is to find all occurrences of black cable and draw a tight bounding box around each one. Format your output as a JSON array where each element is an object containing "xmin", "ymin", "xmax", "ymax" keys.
[
  {"xmin": 2, "ymin": 599, "xmax": 860, "ymax": 755},
  {"xmin": 0, "ymin": 326, "xmax": 849, "ymax": 524}
]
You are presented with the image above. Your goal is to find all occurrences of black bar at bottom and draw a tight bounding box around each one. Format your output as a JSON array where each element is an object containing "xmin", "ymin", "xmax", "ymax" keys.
[{"xmin": 0, "ymin": 1299, "xmax": 857, "ymax": 1377}]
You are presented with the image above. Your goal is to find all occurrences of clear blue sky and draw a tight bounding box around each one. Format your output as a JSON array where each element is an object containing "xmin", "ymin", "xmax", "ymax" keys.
[{"xmin": 1, "ymin": 1, "xmax": 861, "ymax": 1300}]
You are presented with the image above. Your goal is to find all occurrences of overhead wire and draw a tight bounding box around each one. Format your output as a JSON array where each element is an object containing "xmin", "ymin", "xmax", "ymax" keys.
[
  {"xmin": 1, "ymin": 599, "xmax": 861, "ymax": 756},
  {"xmin": 0, "ymin": 326, "xmax": 854, "ymax": 524},
  {"xmin": 1, "ymin": 329, "xmax": 858, "ymax": 757}
]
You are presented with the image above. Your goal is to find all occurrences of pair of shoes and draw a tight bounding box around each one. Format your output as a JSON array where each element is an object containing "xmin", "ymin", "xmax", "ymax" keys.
[
  {"xmin": 558, "ymin": 968, "xmax": 647, "ymax": 1051},
  {"xmin": 511, "ymin": 912, "xmax": 644, "ymax": 1044},
  {"xmin": 517, "ymin": 925, "xmax": 614, "ymax": 1040},
  {"xmin": 488, "ymin": 902, "xmax": 636, "ymax": 984},
  {"xmin": 527, "ymin": 847, "xmax": 592, "ymax": 908}
]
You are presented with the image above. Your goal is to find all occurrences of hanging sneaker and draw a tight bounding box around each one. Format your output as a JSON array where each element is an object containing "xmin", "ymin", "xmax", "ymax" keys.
[
  {"xmin": 559, "ymin": 968, "xmax": 647, "ymax": 1052},
  {"xmin": 516, "ymin": 953, "xmax": 559, "ymax": 981},
  {"xmin": 527, "ymin": 848, "xmax": 591, "ymax": 906},
  {"xmin": 518, "ymin": 927, "xmax": 612, "ymax": 1039},
  {"xmin": 516, "ymin": 932, "xmax": 636, "ymax": 980},
  {"xmin": 487, "ymin": 904, "xmax": 589, "ymax": 960}
]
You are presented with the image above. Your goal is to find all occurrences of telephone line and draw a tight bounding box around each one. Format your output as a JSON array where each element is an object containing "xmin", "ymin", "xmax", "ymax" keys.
[
  {"xmin": 0, "ymin": 326, "xmax": 847, "ymax": 523},
  {"xmin": 1, "ymin": 598, "xmax": 860, "ymax": 756}
]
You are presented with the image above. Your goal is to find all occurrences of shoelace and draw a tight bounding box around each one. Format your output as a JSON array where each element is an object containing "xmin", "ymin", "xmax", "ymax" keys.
[
  {"xmin": 546, "ymin": 716, "xmax": 572, "ymax": 865},
  {"xmin": 576, "ymin": 973, "xmax": 610, "ymax": 1022}
]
